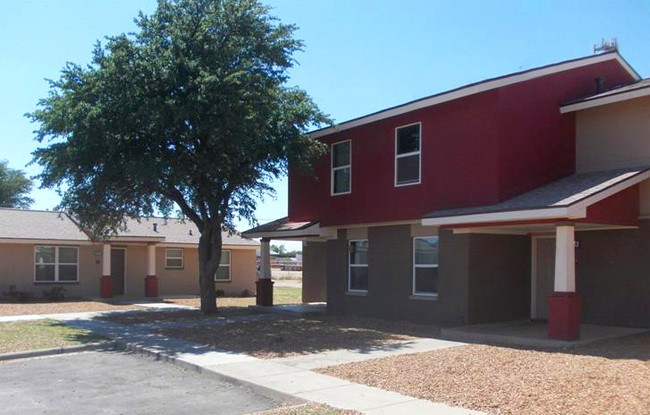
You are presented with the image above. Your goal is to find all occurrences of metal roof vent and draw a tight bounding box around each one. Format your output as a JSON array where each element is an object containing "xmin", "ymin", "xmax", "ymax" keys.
[{"xmin": 153, "ymin": 223, "xmax": 158, "ymax": 232}]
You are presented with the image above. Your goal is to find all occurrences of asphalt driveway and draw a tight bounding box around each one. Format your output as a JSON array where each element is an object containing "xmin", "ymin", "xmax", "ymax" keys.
[{"xmin": 0, "ymin": 351, "xmax": 292, "ymax": 415}]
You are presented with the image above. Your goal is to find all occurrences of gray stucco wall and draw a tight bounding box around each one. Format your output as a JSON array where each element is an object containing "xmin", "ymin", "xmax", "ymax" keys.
[
  {"xmin": 466, "ymin": 234, "xmax": 531, "ymax": 324},
  {"xmin": 302, "ymin": 241, "xmax": 327, "ymax": 302},
  {"xmin": 577, "ymin": 220, "xmax": 650, "ymax": 328}
]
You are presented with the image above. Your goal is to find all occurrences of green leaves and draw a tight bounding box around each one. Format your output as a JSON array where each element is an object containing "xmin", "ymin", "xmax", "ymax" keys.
[
  {"xmin": 0, "ymin": 160, "xmax": 33, "ymax": 209},
  {"xmin": 28, "ymin": 0, "xmax": 330, "ymax": 235}
]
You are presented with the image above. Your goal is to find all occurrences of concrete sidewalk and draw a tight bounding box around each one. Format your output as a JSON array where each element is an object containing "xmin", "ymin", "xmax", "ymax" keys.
[
  {"xmin": 63, "ymin": 317, "xmax": 485, "ymax": 415},
  {"xmin": 0, "ymin": 302, "xmax": 193, "ymax": 323}
]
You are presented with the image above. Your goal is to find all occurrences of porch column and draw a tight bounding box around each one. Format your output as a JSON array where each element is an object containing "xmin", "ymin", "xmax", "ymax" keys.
[
  {"xmin": 256, "ymin": 238, "xmax": 274, "ymax": 306},
  {"xmin": 100, "ymin": 243, "xmax": 113, "ymax": 298},
  {"xmin": 548, "ymin": 224, "xmax": 582, "ymax": 341},
  {"xmin": 144, "ymin": 243, "xmax": 158, "ymax": 298}
]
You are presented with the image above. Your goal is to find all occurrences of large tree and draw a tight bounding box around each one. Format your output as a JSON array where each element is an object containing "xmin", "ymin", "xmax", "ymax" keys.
[
  {"xmin": 0, "ymin": 160, "xmax": 33, "ymax": 209},
  {"xmin": 28, "ymin": 0, "xmax": 329, "ymax": 313}
]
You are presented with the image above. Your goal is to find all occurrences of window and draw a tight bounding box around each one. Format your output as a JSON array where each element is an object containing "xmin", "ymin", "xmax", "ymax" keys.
[
  {"xmin": 413, "ymin": 237, "xmax": 439, "ymax": 296},
  {"xmin": 165, "ymin": 248, "xmax": 184, "ymax": 269},
  {"xmin": 34, "ymin": 246, "xmax": 79, "ymax": 282},
  {"xmin": 348, "ymin": 240, "xmax": 368, "ymax": 292},
  {"xmin": 395, "ymin": 123, "xmax": 421, "ymax": 186},
  {"xmin": 331, "ymin": 140, "xmax": 351, "ymax": 195},
  {"xmin": 215, "ymin": 250, "xmax": 231, "ymax": 282}
]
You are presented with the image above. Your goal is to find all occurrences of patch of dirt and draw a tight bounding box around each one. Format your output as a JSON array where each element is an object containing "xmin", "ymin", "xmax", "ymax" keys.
[
  {"xmin": 253, "ymin": 403, "xmax": 361, "ymax": 415},
  {"xmin": 318, "ymin": 333, "xmax": 650, "ymax": 415},
  {"xmin": 0, "ymin": 300, "xmax": 138, "ymax": 316},
  {"xmin": 159, "ymin": 315, "xmax": 439, "ymax": 359}
]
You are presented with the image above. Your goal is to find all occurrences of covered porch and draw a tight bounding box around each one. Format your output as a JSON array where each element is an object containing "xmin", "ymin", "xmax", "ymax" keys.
[{"xmin": 423, "ymin": 167, "xmax": 650, "ymax": 342}]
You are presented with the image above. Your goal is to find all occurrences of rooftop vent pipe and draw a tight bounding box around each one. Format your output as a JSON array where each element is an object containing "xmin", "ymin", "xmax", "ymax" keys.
[{"xmin": 153, "ymin": 223, "xmax": 158, "ymax": 232}]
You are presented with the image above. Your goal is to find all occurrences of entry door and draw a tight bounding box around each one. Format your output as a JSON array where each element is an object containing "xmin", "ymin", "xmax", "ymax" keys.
[
  {"xmin": 111, "ymin": 248, "xmax": 126, "ymax": 296},
  {"xmin": 535, "ymin": 238, "xmax": 555, "ymax": 320}
]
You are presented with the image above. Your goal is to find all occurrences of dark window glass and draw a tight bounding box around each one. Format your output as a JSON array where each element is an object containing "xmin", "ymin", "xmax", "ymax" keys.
[
  {"xmin": 350, "ymin": 240, "xmax": 368, "ymax": 265},
  {"xmin": 414, "ymin": 267, "xmax": 438, "ymax": 294},
  {"xmin": 35, "ymin": 264, "xmax": 55, "ymax": 281},
  {"xmin": 333, "ymin": 168, "xmax": 351, "ymax": 194},
  {"xmin": 332, "ymin": 141, "xmax": 351, "ymax": 168},
  {"xmin": 215, "ymin": 266, "xmax": 231, "ymax": 281},
  {"xmin": 396, "ymin": 124, "xmax": 420, "ymax": 155},
  {"xmin": 58, "ymin": 265, "xmax": 78, "ymax": 281},
  {"xmin": 349, "ymin": 267, "xmax": 368, "ymax": 291},
  {"xmin": 415, "ymin": 237, "xmax": 438, "ymax": 265},
  {"xmin": 396, "ymin": 154, "xmax": 420, "ymax": 184}
]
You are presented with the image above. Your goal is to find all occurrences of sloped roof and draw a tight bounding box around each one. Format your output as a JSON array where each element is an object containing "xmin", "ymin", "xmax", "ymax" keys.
[
  {"xmin": 0, "ymin": 209, "xmax": 258, "ymax": 246},
  {"xmin": 119, "ymin": 217, "xmax": 258, "ymax": 246},
  {"xmin": 243, "ymin": 217, "xmax": 321, "ymax": 239},
  {"xmin": 424, "ymin": 167, "xmax": 650, "ymax": 220},
  {"xmin": 564, "ymin": 78, "xmax": 650, "ymax": 105},
  {"xmin": 0, "ymin": 209, "xmax": 89, "ymax": 241},
  {"xmin": 310, "ymin": 52, "xmax": 640, "ymax": 138}
]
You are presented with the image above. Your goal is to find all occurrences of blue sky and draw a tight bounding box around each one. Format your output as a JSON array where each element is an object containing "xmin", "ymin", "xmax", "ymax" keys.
[{"xmin": 1, "ymin": 0, "xmax": 648, "ymax": 249}]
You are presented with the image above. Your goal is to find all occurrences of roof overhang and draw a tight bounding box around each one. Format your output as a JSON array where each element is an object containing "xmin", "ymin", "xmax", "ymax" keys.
[
  {"xmin": 422, "ymin": 169, "xmax": 650, "ymax": 227},
  {"xmin": 560, "ymin": 85, "xmax": 650, "ymax": 113},
  {"xmin": 311, "ymin": 53, "xmax": 639, "ymax": 139},
  {"xmin": 243, "ymin": 221, "xmax": 337, "ymax": 240},
  {"xmin": 0, "ymin": 238, "xmax": 94, "ymax": 245}
]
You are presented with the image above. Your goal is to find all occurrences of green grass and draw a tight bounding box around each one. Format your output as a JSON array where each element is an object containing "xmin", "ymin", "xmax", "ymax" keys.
[
  {"xmin": 274, "ymin": 286, "xmax": 302, "ymax": 304},
  {"xmin": 0, "ymin": 319, "xmax": 105, "ymax": 354}
]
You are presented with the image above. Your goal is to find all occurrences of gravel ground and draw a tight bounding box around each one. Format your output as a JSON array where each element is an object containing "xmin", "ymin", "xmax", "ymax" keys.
[
  {"xmin": 0, "ymin": 299, "xmax": 138, "ymax": 316},
  {"xmin": 319, "ymin": 332, "xmax": 650, "ymax": 415},
  {"xmin": 99, "ymin": 307, "xmax": 261, "ymax": 325},
  {"xmin": 253, "ymin": 403, "xmax": 361, "ymax": 415},
  {"xmin": 159, "ymin": 315, "xmax": 439, "ymax": 359}
]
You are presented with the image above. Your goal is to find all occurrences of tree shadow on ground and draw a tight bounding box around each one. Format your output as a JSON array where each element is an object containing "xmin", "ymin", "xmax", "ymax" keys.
[{"xmin": 157, "ymin": 315, "xmax": 441, "ymax": 359}]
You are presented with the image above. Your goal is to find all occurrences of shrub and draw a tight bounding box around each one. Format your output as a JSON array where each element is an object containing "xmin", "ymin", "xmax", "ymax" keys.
[
  {"xmin": 43, "ymin": 287, "xmax": 66, "ymax": 301},
  {"xmin": 215, "ymin": 289, "xmax": 226, "ymax": 297},
  {"xmin": 3, "ymin": 285, "xmax": 33, "ymax": 302},
  {"xmin": 241, "ymin": 289, "xmax": 252, "ymax": 298}
]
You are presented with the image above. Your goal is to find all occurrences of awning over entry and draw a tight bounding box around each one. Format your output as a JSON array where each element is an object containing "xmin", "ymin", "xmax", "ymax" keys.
[
  {"xmin": 422, "ymin": 167, "xmax": 650, "ymax": 227},
  {"xmin": 243, "ymin": 217, "xmax": 331, "ymax": 239}
]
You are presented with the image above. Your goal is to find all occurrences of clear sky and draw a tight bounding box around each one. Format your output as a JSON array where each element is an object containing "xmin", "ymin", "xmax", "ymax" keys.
[{"xmin": 1, "ymin": 0, "xmax": 649, "ymax": 250}]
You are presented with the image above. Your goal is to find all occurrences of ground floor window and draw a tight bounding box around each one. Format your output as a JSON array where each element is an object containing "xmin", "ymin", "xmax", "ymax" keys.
[
  {"xmin": 215, "ymin": 250, "xmax": 231, "ymax": 282},
  {"xmin": 34, "ymin": 246, "xmax": 79, "ymax": 282},
  {"xmin": 165, "ymin": 248, "xmax": 184, "ymax": 269},
  {"xmin": 348, "ymin": 240, "xmax": 369, "ymax": 292},
  {"xmin": 413, "ymin": 236, "xmax": 439, "ymax": 296}
]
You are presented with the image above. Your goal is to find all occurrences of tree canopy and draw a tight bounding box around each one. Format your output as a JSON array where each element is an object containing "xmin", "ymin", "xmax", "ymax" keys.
[
  {"xmin": 28, "ymin": 0, "xmax": 329, "ymax": 312},
  {"xmin": 0, "ymin": 160, "xmax": 33, "ymax": 209}
]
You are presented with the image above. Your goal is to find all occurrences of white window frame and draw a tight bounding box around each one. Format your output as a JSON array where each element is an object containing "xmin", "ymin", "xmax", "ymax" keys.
[
  {"xmin": 165, "ymin": 248, "xmax": 184, "ymax": 269},
  {"xmin": 412, "ymin": 236, "xmax": 439, "ymax": 297},
  {"xmin": 331, "ymin": 139, "xmax": 352, "ymax": 196},
  {"xmin": 348, "ymin": 239, "xmax": 368, "ymax": 293},
  {"xmin": 215, "ymin": 250, "xmax": 232, "ymax": 282},
  {"xmin": 33, "ymin": 245, "xmax": 79, "ymax": 283},
  {"xmin": 394, "ymin": 122, "xmax": 422, "ymax": 187}
]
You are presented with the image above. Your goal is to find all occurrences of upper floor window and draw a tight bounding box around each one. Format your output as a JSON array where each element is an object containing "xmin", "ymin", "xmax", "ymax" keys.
[
  {"xmin": 413, "ymin": 236, "xmax": 439, "ymax": 296},
  {"xmin": 395, "ymin": 123, "xmax": 421, "ymax": 186},
  {"xmin": 348, "ymin": 240, "xmax": 369, "ymax": 292},
  {"xmin": 34, "ymin": 246, "xmax": 79, "ymax": 283},
  {"xmin": 331, "ymin": 140, "xmax": 351, "ymax": 195}
]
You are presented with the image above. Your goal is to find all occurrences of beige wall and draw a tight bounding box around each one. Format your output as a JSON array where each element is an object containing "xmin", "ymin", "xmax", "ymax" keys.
[
  {"xmin": 0, "ymin": 244, "xmax": 102, "ymax": 299},
  {"xmin": 576, "ymin": 96, "xmax": 650, "ymax": 173},
  {"xmin": 0, "ymin": 243, "xmax": 257, "ymax": 299},
  {"xmin": 156, "ymin": 246, "xmax": 257, "ymax": 297}
]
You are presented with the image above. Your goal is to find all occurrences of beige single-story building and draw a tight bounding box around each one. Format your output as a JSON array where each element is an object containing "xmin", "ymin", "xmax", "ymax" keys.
[{"xmin": 0, "ymin": 209, "xmax": 259, "ymax": 299}]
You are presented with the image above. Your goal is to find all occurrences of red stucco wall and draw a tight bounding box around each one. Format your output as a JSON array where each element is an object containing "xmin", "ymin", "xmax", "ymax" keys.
[{"xmin": 289, "ymin": 59, "xmax": 636, "ymax": 227}]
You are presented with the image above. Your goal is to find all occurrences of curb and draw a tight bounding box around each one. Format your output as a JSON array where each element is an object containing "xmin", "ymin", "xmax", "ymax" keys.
[
  {"xmin": 111, "ymin": 339, "xmax": 305, "ymax": 406},
  {"xmin": 0, "ymin": 341, "xmax": 117, "ymax": 362}
]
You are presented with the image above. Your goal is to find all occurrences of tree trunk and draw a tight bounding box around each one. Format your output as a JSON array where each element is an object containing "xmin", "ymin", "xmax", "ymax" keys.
[{"xmin": 198, "ymin": 221, "xmax": 223, "ymax": 314}]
